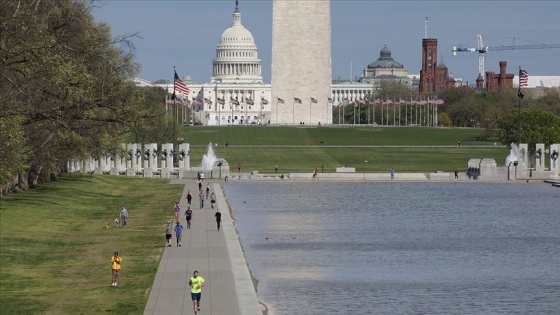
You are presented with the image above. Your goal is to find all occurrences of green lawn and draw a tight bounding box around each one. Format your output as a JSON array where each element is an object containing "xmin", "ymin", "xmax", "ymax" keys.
[
  {"xmin": 179, "ymin": 126, "xmax": 507, "ymax": 172},
  {"xmin": 0, "ymin": 175, "xmax": 183, "ymax": 314},
  {"xmin": 180, "ymin": 126, "xmax": 492, "ymax": 146}
]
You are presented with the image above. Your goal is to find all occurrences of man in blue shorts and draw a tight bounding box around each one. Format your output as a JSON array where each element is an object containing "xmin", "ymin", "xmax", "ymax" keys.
[{"xmin": 189, "ymin": 270, "xmax": 205, "ymax": 314}]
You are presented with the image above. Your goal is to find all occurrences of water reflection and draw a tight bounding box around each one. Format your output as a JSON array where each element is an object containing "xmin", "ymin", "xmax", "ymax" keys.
[{"xmin": 226, "ymin": 182, "xmax": 560, "ymax": 315}]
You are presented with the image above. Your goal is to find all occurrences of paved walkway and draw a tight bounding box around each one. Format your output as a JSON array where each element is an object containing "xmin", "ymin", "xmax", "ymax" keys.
[{"xmin": 144, "ymin": 179, "xmax": 262, "ymax": 315}]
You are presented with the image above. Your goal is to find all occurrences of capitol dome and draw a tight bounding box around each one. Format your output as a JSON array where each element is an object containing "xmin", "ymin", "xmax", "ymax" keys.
[{"xmin": 212, "ymin": 1, "xmax": 262, "ymax": 84}]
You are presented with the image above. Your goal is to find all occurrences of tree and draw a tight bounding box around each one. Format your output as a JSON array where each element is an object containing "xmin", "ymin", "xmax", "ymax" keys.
[
  {"xmin": 0, "ymin": 117, "xmax": 31, "ymax": 197},
  {"xmin": 496, "ymin": 109, "xmax": 560, "ymax": 149},
  {"xmin": 437, "ymin": 112, "xmax": 452, "ymax": 127},
  {"xmin": 0, "ymin": 0, "xmax": 155, "ymax": 192}
]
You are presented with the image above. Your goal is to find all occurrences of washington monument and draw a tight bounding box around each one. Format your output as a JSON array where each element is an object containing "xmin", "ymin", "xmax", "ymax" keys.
[{"xmin": 271, "ymin": 0, "xmax": 332, "ymax": 125}]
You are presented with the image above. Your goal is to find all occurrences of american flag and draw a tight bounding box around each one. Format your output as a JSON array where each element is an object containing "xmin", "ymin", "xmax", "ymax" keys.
[
  {"xmin": 174, "ymin": 71, "xmax": 189, "ymax": 95},
  {"xmin": 311, "ymin": 97, "xmax": 318, "ymax": 104},
  {"xmin": 327, "ymin": 97, "xmax": 333, "ymax": 103},
  {"xmin": 277, "ymin": 97, "xmax": 285, "ymax": 104},
  {"xmin": 204, "ymin": 98, "xmax": 212, "ymax": 105},
  {"xmin": 342, "ymin": 98, "xmax": 350, "ymax": 105},
  {"xmin": 192, "ymin": 98, "xmax": 202, "ymax": 106},
  {"xmin": 230, "ymin": 97, "xmax": 240, "ymax": 105},
  {"xmin": 294, "ymin": 97, "xmax": 302, "ymax": 104},
  {"xmin": 217, "ymin": 98, "xmax": 225, "ymax": 105},
  {"xmin": 519, "ymin": 69, "xmax": 528, "ymax": 87},
  {"xmin": 245, "ymin": 98, "xmax": 254, "ymax": 105},
  {"xmin": 359, "ymin": 98, "xmax": 366, "ymax": 105},
  {"xmin": 261, "ymin": 97, "xmax": 269, "ymax": 105}
]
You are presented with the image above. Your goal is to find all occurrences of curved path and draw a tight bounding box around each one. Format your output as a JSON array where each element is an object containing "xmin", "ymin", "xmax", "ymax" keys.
[{"xmin": 144, "ymin": 179, "xmax": 262, "ymax": 315}]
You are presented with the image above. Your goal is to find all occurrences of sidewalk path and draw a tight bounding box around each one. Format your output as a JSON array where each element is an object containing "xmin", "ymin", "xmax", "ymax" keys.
[{"xmin": 144, "ymin": 179, "xmax": 262, "ymax": 315}]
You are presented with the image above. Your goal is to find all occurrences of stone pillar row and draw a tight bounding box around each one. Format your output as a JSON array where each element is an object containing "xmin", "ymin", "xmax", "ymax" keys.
[{"xmin": 67, "ymin": 143, "xmax": 191, "ymax": 178}]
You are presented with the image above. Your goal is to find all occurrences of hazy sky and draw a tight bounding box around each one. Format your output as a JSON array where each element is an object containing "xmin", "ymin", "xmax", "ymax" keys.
[{"xmin": 92, "ymin": 1, "xmax": 560, "ymax": 84}]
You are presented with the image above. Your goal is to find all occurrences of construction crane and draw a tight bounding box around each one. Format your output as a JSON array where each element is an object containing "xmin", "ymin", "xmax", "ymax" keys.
[{"xmin": 452, "ymin": 34, "xmax": 560, "ymax": 81}]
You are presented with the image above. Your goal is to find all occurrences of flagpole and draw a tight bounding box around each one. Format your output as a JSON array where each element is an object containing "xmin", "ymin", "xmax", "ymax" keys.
[
  {"xmin": 405, "ymin": 99, "xmax": 408, "ymax": 126},
  {"xmin": 309, "ymin": 98, "xmax": 311, "ymax": 124},
  {"xmin": 353, "ymin": 102, "xmax": 356, "ymax": 125},
  {"xmin": 172, "ymin": 66, "xmax": 177, "ymax": 166},
  {"xmin": 518, "ymin": 66, "xmax": 522, "ymax": 144},
  {"xmin": 373, "ymin": 101, "xmax": 375, "ymax": 125},
  {"xmin": 367, "ymin": 99, "xmax": 370, "ymax": 125},
  {"xmin": 358, "ymin": 102, "xmax": 361, "ymax": 125},
  {"xmin": 381, "ymin": 99, "xmax": 384, "ymax": 126},
  {"xmin": 293, "ymin": 97, "xmax": 297, "ymax": 125}
]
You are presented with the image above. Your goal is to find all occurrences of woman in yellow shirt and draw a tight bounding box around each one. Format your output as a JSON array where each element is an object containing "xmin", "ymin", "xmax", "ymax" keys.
[{"xmin": 111, "ymin": 251, "xmax": 122, "ymax": 287}]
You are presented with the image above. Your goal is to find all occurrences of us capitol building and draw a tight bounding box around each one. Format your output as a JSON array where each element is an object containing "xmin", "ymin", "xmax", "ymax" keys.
[{"xmin": 134, "ymin": 2, "xmax": 417, "ymax": 126}]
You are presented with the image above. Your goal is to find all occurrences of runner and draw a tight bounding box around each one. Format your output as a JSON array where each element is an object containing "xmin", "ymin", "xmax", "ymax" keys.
[
  {"xmin": 185, "ymin": 206, "xmax": 193, "ymax": 229},
  {"xmin": 111, "ymin": 251, "xmax": 122, "ymax": 287},
  {"xmin": 215, "ymin": 209, "xmax": 222, "ymax": 231},
  {"xmin": 210, "ymin": 192, "xmax": 216, "ymax": 209},
  {"xmin": 174, "ymin": 202, "xmax": 181, "ymax": 222},
  {"xmin": 165, "ymin": 222, "xmax": 173, "ymax": 247},
  {"xmin": 174, "ymin": 221, "xmax": 183, "ymax": 247},
  {"xmin": 186, "ymin": 190, "xmax": 193, "ymax": 206},
  {"xmin": 189, "ymin": 271, "xmax": 205, "ymax": 314}
]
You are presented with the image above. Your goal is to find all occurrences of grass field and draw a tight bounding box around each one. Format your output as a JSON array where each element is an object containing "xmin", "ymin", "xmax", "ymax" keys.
[
  {"xmin": 178, "ymin": 126, "xmax": 507, "ymax": 172},
  {"xmin": 0, "ymin": 175, "xmax": 183, "ymax": 314}
]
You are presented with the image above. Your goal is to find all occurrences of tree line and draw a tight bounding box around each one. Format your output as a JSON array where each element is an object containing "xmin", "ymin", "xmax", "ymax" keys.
[{"xmin": 0, "ymin": 0, "xmax": 170, "ymax": 197}]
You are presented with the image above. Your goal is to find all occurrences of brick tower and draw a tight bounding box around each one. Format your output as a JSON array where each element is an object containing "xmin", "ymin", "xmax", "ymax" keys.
[
  {"xmin": 271, "ymin": 0, "xmax": 332, "ymax": 125},
  {"xmin": 419, "ymin": 38, "xmax": 438, "ymax": 94}
]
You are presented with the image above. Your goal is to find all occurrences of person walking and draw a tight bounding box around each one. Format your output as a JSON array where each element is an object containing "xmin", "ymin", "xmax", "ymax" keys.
[
  {"xmin": 174, "ymin": 222, "xmax": 184, "ymax": 247},
  {"xmin": 390, "ymin": 168, "xmax": 395, "ymax": 180},
  {"xmin": 237, "ymin": 163, "xmax": 242, "ymax": 173},
  {"xmin": 198, "ymin": 181, "xmax": 202, "ymax": 191},
  {"xmin": 174, "ymin": 202, "xmax": 181, "ymax": 222},
  {"xmin": 454, "ymin": 170, "xmax": 459, "ymax": 180},
  {"xmin": 165, "ymin": 222, "xmax": 173, "ymax": 247},
  {"xmin": 199, "ymin": 190, "xmax": 204, "ymax": 209},
  {"xmin": 111, "ymin": 251, "xmax": 122, "ymax": 287},
  {"xmin": 120, "ymin": 206, "xmax": 128, "ymax": 227},
  {"xmin": 210, "ymin": 192, "xmax": 216, "ymax": 209},
  {"xmin": 275, "ymin": 165, "xmax": 278, "ymax": 173},
  {"xmin": 215, "ymin": 209, "xmax": 222, "ymax": 231},
  {"xmin": 205, "ymin": 185, "xmax": 210, "ymax": 200},
  {"xmin": 185, "ymin": 206, "xmax": 193, "ymax": 229},
  {"xmin": 186, "ymin": 190, "xmax": 193, "ymax": 206},
  {"xmin": 189, "ymin": 271, "xmax": 205, "ymax": 314}
]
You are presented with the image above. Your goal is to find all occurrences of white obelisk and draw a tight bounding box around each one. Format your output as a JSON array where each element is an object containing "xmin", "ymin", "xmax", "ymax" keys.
[{"xmin": 271, "ymin": 0, "xmax": 332, "ymax": 125}]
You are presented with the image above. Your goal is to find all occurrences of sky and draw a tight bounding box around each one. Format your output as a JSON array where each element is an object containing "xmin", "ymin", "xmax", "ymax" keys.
[{"xmin": 92, "ymin": 1, "xmax": 560, "ymax": 84}]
